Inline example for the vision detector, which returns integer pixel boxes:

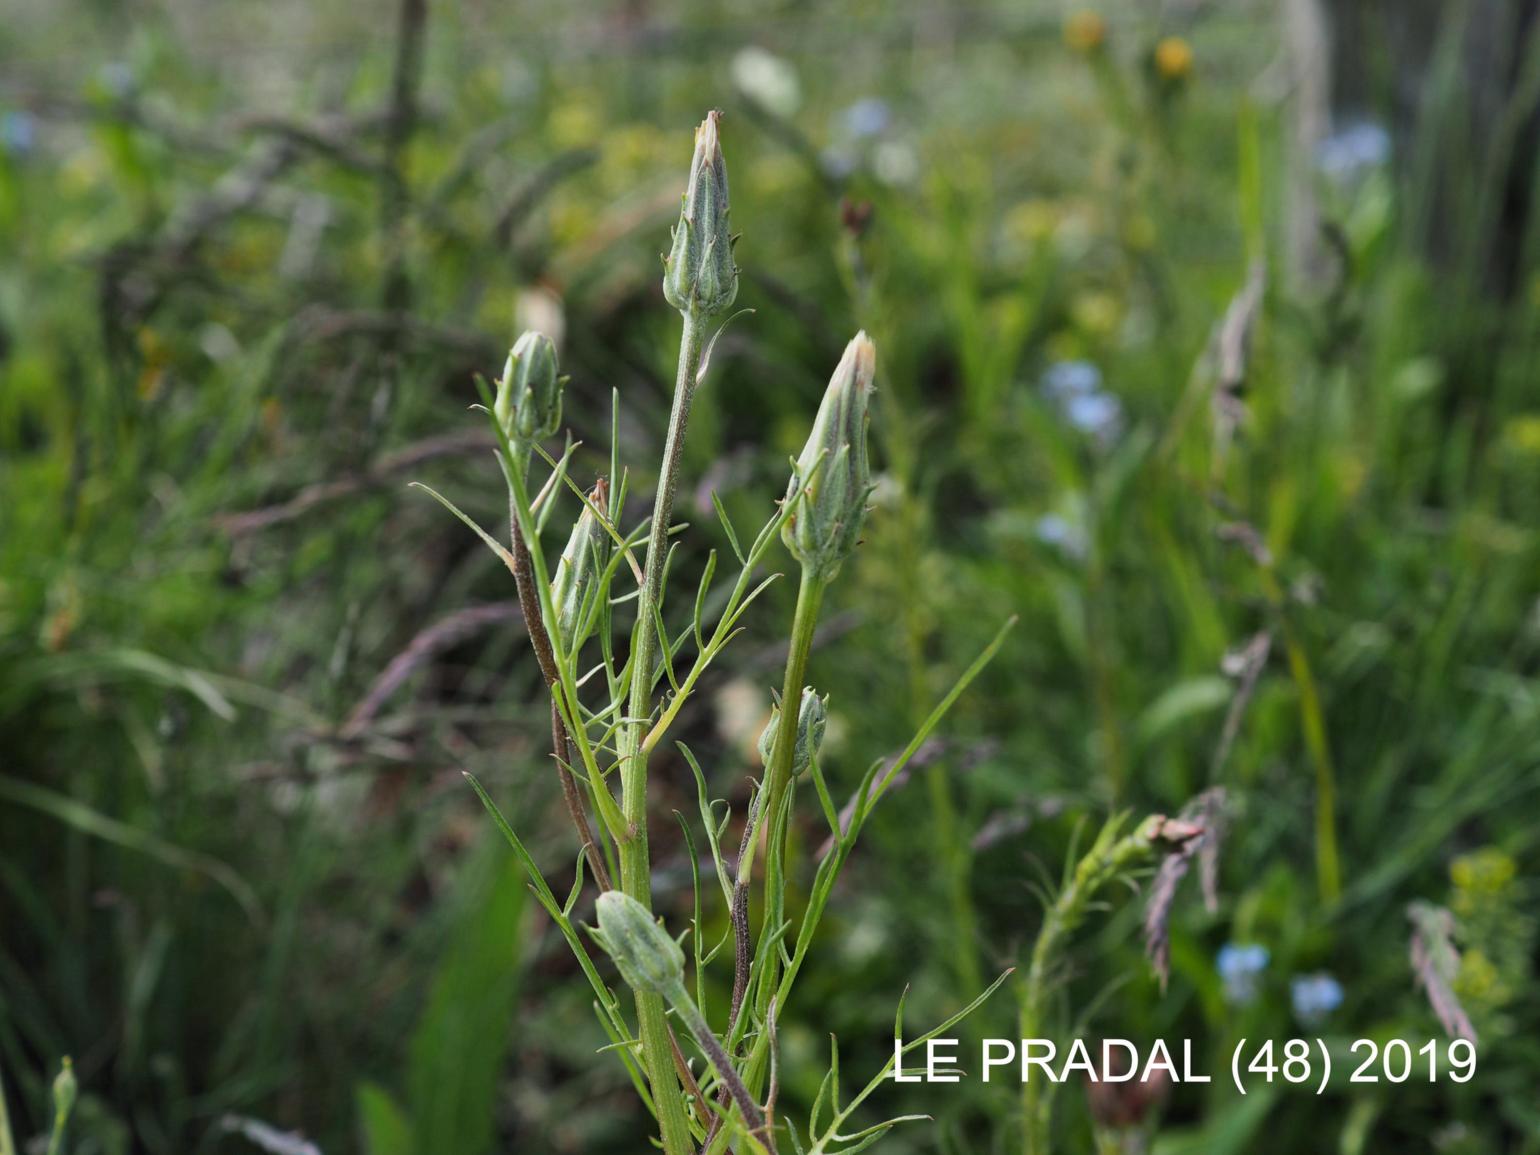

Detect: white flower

[731,47,801,118]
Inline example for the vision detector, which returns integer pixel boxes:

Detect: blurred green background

[3,0,1539,1152]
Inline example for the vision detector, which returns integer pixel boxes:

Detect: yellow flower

[1453,948,1500,1003]
[1451,848,1517,896]
[1154,36,1194,82]
[1502,414,1540,456]
[1064,11,1108,54]
[1071,290,1121,337]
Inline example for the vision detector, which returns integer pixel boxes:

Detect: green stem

[617,310,704,1155]
[738,566,825,1084]
[666,981,771,1153]
[0,1067,16,1155]
[1018,817,1165,1155]
[747,567,826,880]
[1258,568,1340,904]
[506,479,612,892]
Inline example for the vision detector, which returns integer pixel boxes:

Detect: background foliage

[3,0,1538,1152]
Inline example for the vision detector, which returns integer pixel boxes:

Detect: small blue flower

[1041,360,1103,402]
[819,146,860,181]
[1316,121,1391,183]
[1034,513,1088,559]
[1,111,36,158]
[1041,361,1124,444]
[1290,973,1344,1027]
[1217,943,1269,1006]
[840,98,892,141]
[1063,391,1123,439]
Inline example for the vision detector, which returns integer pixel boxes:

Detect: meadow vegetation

[2,2,1538,1153]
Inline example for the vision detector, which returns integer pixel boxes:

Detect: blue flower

[1064,391,1123,439]
[1041,361,1124,444]
[1290,973,1344,1027]
[1316,121,1391,183]
[1217,943,1269,1006]
[840,98,892,141]
[1,111,36,158]
[1041,360,1102,402]
[819,147,860,182]
[1034,513,1088,559]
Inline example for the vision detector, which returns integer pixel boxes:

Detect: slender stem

[617,310,704,1155]
[742,566,825,1066]
[621,310,703,848]
[668,983,773,1154]
[701,798,758,1152]
[742,568,825,881]
[1018,819,1164,1155]
[706,560,826,1151]
[1258,567,1339,904]
[508,511,612,892]
[0,1066,16,1155]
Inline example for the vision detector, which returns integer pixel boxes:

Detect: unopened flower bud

[783,333,876,581]
[493,330,563,445]
[53,1056,77,1123]
[758,687,827,778]
[550,478,610,651]
[662,111,738,319]
[594,891,686,997]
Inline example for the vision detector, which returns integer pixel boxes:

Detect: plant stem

[1257,568,1340,904]
[666,982,773,1154]
[617,309,704,1155]
[742,566,825,1065]
[507,515,612,892]
[1018,817,1165,1155]
[0,1066,16,1155]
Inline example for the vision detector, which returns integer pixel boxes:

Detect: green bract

[593,890,686,997]
[662,111,738,319]
[783,333,876,582]
[757,685,827,779]
[550,478,610,652]
[493,330,563,445]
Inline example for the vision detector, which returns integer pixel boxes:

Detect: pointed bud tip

[841,332,877,395]
[696,109,723,152]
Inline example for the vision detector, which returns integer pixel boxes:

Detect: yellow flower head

[1064,11,1108,54]
[1154,36,1194,81]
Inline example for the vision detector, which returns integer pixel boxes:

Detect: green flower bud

[594,890,686,997]
[550,478,611,651]
[783,333,876,581]
[493,330,563,445]
[757,686,827,778]
[52,1056,77,1123]
[662,111,738,319]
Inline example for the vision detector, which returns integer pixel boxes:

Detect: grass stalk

[1018,816,1175,1155]
[1257,568,1340,904]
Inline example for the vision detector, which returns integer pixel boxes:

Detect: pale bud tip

[846,331,877,385]
[696,109,722,154]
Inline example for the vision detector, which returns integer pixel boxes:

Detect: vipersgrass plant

[420,111,1015,1153]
